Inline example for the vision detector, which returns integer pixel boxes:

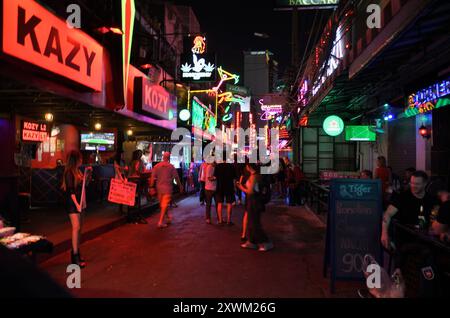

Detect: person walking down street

[286,164,296,206]
[239,164,251,243]
[198,160,207,206]
[204,161,219,224]
[61,150,92,268]
[236,163,273,252]
[214,152,236,225]
[293,164,305,206]
[150,152,183,229]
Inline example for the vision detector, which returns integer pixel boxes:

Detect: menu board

[324,179,383,293]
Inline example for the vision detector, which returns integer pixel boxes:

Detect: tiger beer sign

[1,0,103,91]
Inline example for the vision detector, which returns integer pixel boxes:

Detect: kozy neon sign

[2,0,103,91]
[408,78,450,111]
[134,77,175,120]
[21,120,49,142]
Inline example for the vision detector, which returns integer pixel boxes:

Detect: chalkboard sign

[324,179,383,293]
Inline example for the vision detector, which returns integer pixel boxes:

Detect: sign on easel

[323,179,383,293]
[108,178,137,206]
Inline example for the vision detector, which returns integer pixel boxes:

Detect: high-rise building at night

[243,50,278,97]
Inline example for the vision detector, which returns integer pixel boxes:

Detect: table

[306,181,330,214]
[392,222,450,297]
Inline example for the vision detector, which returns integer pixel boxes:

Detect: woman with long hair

[236,163,273,252]
[61,150,90,268]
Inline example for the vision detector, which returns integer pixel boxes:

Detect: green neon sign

[192,99,204,129]
[323,115,344,137]
[404,97,450,118]
[208,116,216,134]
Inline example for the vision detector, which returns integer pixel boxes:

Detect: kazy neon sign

[2,0,103,91]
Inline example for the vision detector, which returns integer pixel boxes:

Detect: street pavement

[39,195,362,298]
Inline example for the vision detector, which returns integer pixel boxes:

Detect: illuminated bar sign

[276,0,339,9]
[405,78,450,117]
[2,0,104,91]
[21,120,49,142]
[134,77,176,120]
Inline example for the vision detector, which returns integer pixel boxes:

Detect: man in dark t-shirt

[390,190,435,225]
[214,156,236,225]
[381,171,436,250]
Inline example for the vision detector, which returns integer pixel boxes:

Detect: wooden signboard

[324,179,383,293]
[108,178,137,207]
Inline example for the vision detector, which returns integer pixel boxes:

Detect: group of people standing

[274,158,305,206]
[198,154,273,252]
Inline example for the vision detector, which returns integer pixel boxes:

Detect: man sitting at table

[431,189,450,242]
[381,171,436,250]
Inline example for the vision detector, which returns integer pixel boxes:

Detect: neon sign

[180,53,216,82]
[312,25,345,97]
[2,0,104,91]
[122,0,136,101]
[213,67,240,91]
[134,77,176,120]
[192,36,206,54]
[276,0,339,7]
[259,99,283,121]
[192,98,205,129]
[21,120,49,142]
[407,78,450,112]
[323,115,344,137]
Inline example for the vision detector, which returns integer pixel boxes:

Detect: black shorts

[216,192,235,204]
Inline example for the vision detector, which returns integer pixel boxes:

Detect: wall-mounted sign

[276,0,339,9]
[191,36,206,54]
[134,77,176,120]
[21,120,49,142]
[405,78,450,116]
[259,99,283,121]
[180,53,216,82]
[226,84,250,96]
[312,25,345,97]
[2,0,104,91]
[323,115,344,137]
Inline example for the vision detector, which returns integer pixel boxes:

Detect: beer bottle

[418,205,426,230]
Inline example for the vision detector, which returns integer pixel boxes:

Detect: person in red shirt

[374,156,391,205]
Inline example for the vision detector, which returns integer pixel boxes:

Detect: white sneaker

[258,242,274,252]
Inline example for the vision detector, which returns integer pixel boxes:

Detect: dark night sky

[172,0,332,80]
